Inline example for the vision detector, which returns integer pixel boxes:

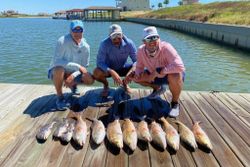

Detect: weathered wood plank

[0,85,54,132]
[82,106,109,167]
[38,88,96,167]
[0,108,55,167]
[0,91,56,158]
[14,87,92,167]
[128,89,151,167]
[140,89,174,167]
[240,93,250,103]
[212,93,250,128]
[226,93,250,114]
[189,92,247,166]
[165,92,218,167]
[200,92,250,146]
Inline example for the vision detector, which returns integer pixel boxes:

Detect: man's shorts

[105,64,133,77]
[48,67,84,84]
[152,72,186,85]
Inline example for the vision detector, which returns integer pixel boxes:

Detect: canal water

[0,18,249,92]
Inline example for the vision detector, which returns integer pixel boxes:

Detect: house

[116,0,150,11]
[182,0,199,5]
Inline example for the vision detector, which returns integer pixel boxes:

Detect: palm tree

[163,0,169,7]
[158,2,163,9]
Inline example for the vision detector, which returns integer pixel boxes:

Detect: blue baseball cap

[70,20,84,31]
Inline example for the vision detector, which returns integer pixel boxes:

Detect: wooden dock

[0,83,249,167]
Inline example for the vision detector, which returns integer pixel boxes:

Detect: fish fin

[86,117,94,122]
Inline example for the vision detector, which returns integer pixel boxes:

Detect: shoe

[70,86,80,95]
[148,85,167,99]
[56,96,70,111]
[169,103,180,117]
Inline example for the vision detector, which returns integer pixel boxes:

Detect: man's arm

[160,43,185,75]
[96,42,109,72]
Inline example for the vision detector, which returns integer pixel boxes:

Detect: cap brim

[144,34,159,39]
[110,31,122,37]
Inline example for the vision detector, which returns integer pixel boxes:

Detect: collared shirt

[48,34,90,72]
[96,35,137,72]
[135,40,185,75]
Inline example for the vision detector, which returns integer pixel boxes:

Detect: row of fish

[36,113,212,152]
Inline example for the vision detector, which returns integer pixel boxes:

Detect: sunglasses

[110,33,122,40]
[144,36,159,43]
[72,28,83,33]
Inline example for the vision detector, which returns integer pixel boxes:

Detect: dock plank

[226,93,250,114]
[200,92,250,146]
[0,84,249,167]
[189,92,248,166]
[128,89,151,167]
[140,90,174,167]
[212,93,250,128]
[170,92,219,167]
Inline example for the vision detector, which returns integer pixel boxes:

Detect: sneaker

[148,85,167,99]
[169,103,180,117]
[70,86,80,95]
[56,96,70,111]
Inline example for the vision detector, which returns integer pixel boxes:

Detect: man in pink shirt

[124,26,185,117]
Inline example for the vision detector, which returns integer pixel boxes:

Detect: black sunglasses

[72,28,83,33]
[144,36,159,43]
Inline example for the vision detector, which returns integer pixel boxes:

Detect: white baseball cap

[143,26,159,39]
[109,24,123,37]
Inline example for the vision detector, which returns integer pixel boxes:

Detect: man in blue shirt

[93,24,137,97]
[48,20,94,110]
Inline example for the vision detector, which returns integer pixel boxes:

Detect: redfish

[72,113,88,146]
[137,120,152,142]
[89,118,106,145]
[160,117,180,151]
[192,121,213,151]
[150,121,166,149]
[107,119,123,149]
[122,119,137,151]
[174,121,197,150]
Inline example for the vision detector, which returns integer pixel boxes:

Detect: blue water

[0,18,249,92]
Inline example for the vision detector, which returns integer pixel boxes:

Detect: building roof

[66,9,84,12]
[84,6,121,10]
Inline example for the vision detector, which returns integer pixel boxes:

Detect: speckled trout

[107,119,123,149]
[160,117,180,151]
[174,121,198,150]
[192,121,213,151]
[60,118,76,143]
[53,118,69,138]
[36,120,57,140]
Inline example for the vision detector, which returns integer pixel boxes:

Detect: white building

[182,0,199,5]
[116,0,150,11]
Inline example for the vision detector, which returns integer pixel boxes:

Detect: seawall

[125,18,250,51]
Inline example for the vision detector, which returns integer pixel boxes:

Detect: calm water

[0,18,249,92]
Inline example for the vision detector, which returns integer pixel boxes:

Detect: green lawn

[123,1,250,26]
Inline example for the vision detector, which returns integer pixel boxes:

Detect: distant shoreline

[0,16,52,19]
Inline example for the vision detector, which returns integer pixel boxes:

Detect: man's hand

[109,69,123,86]
[65,74,75,87]
[123,71,135,85]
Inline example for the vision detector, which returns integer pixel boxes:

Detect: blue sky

[0,0,228,14]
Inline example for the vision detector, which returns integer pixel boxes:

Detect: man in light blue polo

[93,24,137,97]
[48,20,94,110]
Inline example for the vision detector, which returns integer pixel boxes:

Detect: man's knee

[168,73,183,85]
[93,68,106,79]
[83,73,95,85]
[53,66,65,75]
